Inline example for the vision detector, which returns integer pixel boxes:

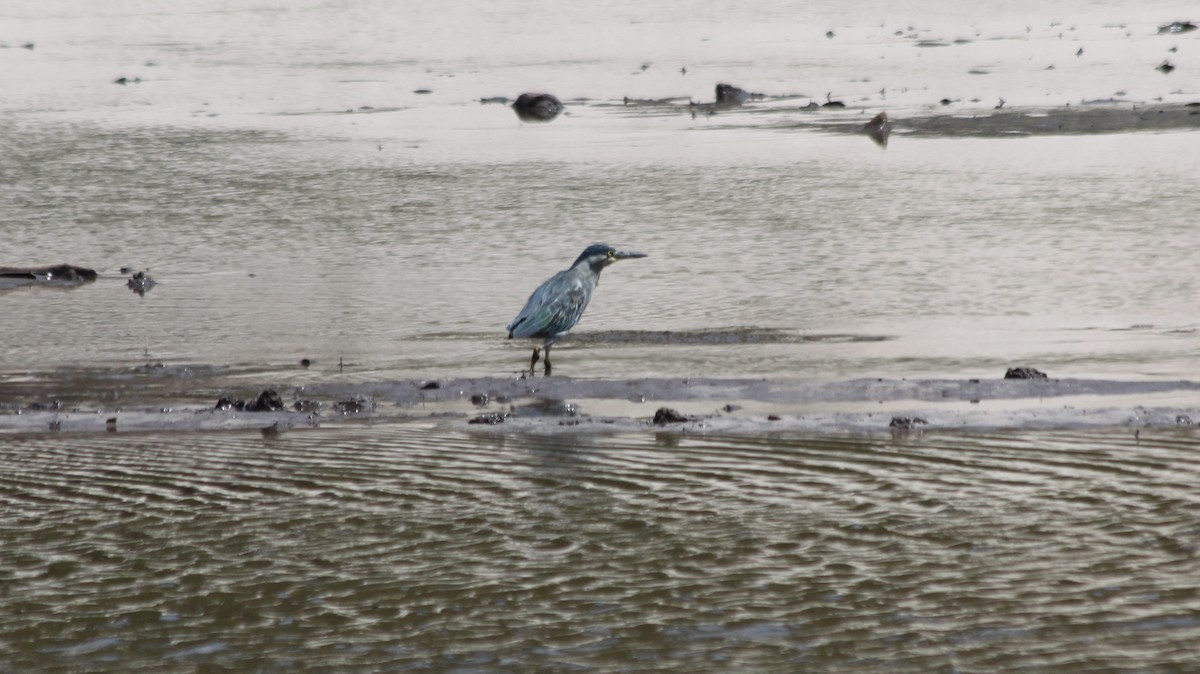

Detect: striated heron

[506,243,647,375]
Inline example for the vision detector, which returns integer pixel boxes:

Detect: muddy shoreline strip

[2,375,1197,436]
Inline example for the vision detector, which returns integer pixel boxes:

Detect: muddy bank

[813,102,1200,139]
[2,371,1197,436]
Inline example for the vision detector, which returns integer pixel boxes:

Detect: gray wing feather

[508,271,591,340]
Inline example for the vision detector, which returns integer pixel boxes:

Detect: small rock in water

[1004,367,1048,380]
[127,270,156,296]
[420,381,441,390]
[862,111,892,147]
[1158,21,1197,35]
[889,416,928,429]
[469,412,508,425]
[1157,60,1176,74]
[470,393,490,407]
[715,83,752,106]
[511,93,563,122]
[245,389,284,412]
[214,396,241,411]
[653,407,690,425]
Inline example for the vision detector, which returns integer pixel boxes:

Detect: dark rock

[1158,21,1197,34]
[244,389,284,412]
[0,264,97,289]
[1004,367,1048,380]
[214,397,241,411]
[862,111,892,147]
[413,89,432,94]
[512,93,563,122]
[722,404,742,413]
[821,94,846,108]
[469,412,508,425]
[715,83,751,105]
[653,407,690,424]
[299,358,312,368]
[470,393,490,406]
[293,400,322,413]
[126,271,156,296]
[1157,60,1176,75]
[767,415,781,421]
[420,381,440,390]
[889,416,928,429]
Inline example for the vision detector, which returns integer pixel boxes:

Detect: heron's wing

[507,272,590,339]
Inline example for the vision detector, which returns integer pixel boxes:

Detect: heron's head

[571,244,647,273]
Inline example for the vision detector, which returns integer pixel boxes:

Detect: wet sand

[3,369,1197,436]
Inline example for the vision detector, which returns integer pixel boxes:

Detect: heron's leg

[529,347,541,375]
[543,345,553,376]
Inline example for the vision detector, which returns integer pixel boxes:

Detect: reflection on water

[2,426,1199,671]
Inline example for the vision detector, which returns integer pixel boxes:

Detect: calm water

[3,426,1200,672]
[3,1,1200,670]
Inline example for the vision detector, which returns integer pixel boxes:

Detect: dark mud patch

[814,104,1200,139]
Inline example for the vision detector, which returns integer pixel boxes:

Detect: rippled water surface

[3,426,1200,671]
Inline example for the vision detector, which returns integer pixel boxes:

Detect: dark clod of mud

[890,416,929,429]
[862,111,892,147]
[715,83,753,106]
[215,389,284,412]
[512,93,563,122]
[333,398,371,415]
[1005,367,1049,380]
[653,407,691,425]
[126,271,156,296]
[1158,21,1197,35]
[293,400,322,413]
[469,412,508,425]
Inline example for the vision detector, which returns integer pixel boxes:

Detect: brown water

[3,426,1199,671]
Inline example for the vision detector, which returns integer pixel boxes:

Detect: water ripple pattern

[2,426,1199,671]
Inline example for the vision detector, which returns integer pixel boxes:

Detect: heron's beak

[614,250,647,260]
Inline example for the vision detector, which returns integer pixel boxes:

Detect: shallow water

[1,0,1199,383]
[3,425,1200,672]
